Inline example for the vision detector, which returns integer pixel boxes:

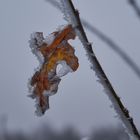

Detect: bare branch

[128,0,140,18]
[59,0,140,139]
[45,0,140,80]
[82,20,140,79]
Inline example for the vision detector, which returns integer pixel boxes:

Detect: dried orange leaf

[28,25,79,116]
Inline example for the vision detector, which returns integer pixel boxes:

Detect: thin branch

[128,0,140,18]
[82,20,140,79]
[45,0,140,80]
[59,0,140,140]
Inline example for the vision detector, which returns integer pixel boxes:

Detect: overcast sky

[0,0,140,135]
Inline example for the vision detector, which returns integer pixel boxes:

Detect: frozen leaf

[28,24,79,116]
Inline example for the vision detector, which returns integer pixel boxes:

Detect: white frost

[44,33,55,45]
[29,32,44,64]
[56,60,73,77]
[60,0,78,27]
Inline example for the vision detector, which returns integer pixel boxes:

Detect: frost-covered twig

[45,0,140,80]
[60,0,140,139]
[128,0,140,19]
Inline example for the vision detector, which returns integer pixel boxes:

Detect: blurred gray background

[0,0,140,137]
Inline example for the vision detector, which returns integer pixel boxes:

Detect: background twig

[128,0,140,18]
[82,20,140,79]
